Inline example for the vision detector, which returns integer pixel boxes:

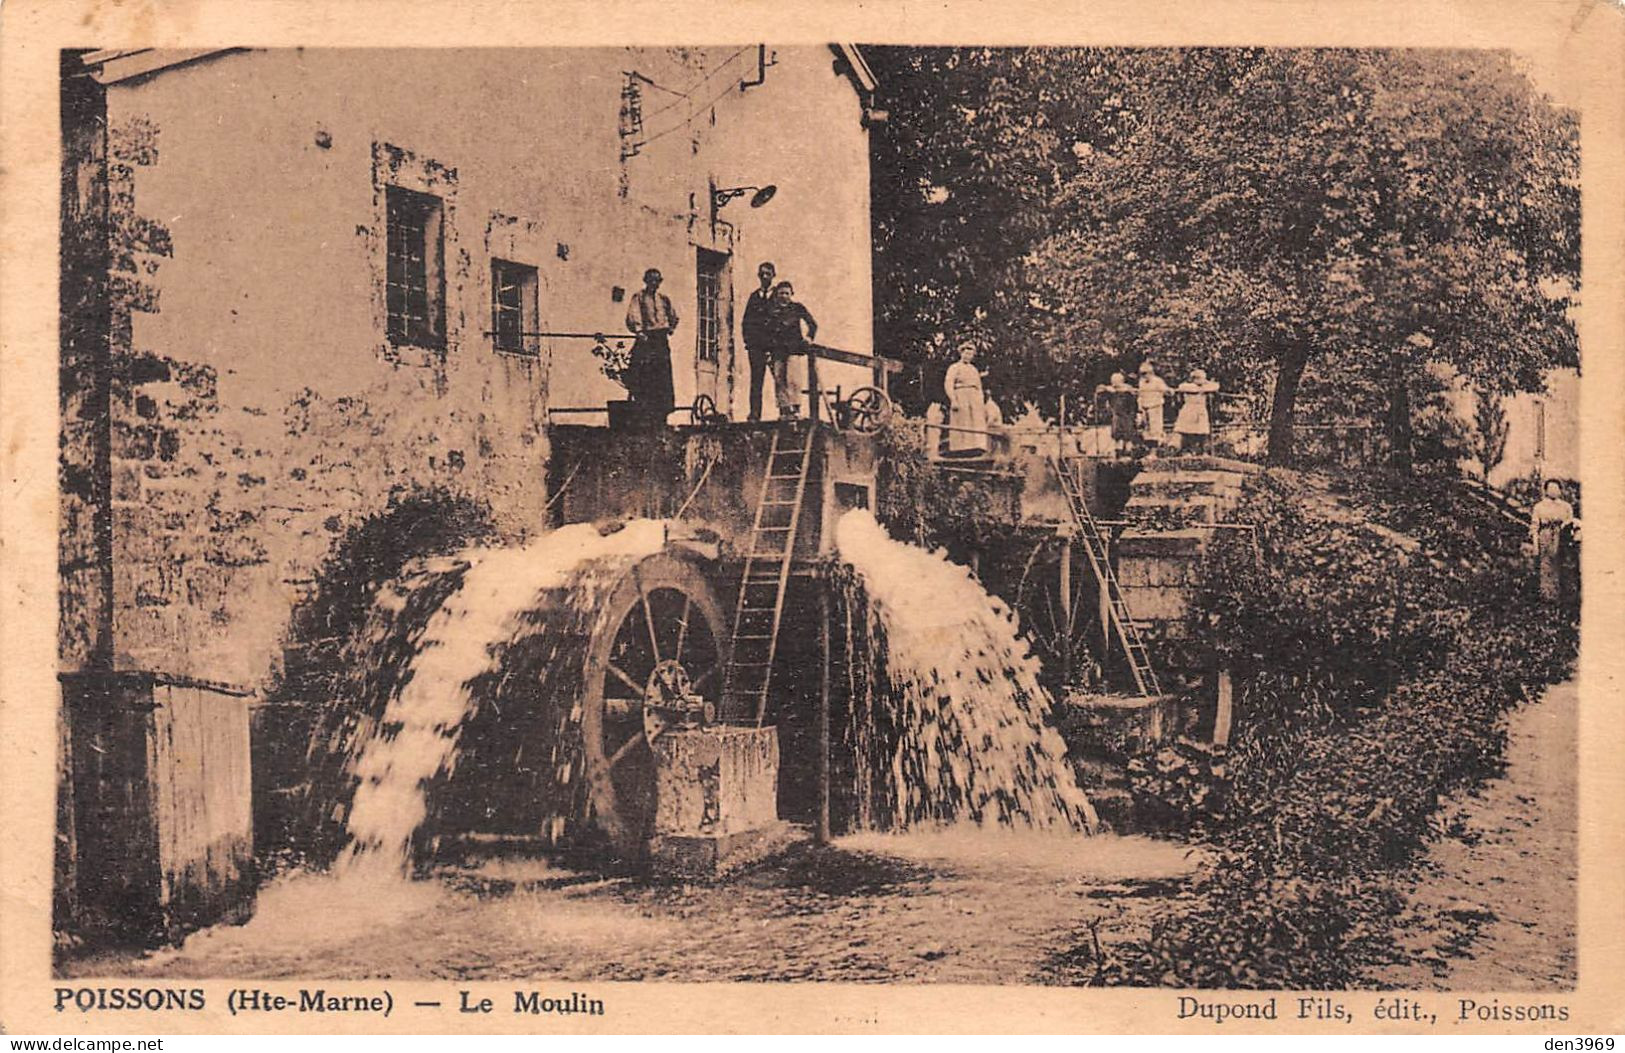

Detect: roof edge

[81,48,243,86]
[833,44,877,94]
[80,45,873,92]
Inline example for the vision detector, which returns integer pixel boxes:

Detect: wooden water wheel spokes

[1014,537,1099,689]
[579,553,725,857]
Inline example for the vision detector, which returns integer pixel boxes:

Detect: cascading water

[834,509,1097,833]
[331,519,669,878]
[305,503,1090,881]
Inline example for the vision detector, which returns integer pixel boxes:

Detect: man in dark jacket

[740,261,776,421]
[764,281,817,419]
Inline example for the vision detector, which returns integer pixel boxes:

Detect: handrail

[488,330,629,341]
[805,342,905,374]
[1460,476,1533,529]
[909,417,1010,441]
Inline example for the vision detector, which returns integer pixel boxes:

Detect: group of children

[1096,361,1221,456]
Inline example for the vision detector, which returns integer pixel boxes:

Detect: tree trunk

[1266,341,1309,466]
[1387,358,1413,474]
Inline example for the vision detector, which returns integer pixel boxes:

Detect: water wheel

[579,551,726,857]
[1013,537,1102,691]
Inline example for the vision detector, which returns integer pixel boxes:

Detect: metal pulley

[639,658,715,745]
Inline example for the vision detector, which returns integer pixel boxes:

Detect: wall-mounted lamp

[712,184,778,212]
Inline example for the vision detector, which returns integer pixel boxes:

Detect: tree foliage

[869,47,1094,415]
[1473,389,1511,477]
[869,48,1579,463]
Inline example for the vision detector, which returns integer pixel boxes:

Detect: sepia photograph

[4,0,1625,1038]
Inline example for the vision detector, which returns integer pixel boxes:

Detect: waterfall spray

[335,520,669,877]
[834,510,1096,833]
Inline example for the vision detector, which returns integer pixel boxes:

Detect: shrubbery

[1067,467,1577,987]
[261,488,497,872]
[872,414,1023,552]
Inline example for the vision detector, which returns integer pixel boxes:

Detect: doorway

[695,248,733,415]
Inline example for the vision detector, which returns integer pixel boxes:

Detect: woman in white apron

[1174,368,1221,453]
[1528,480,1578,603]
[944,343,988,456]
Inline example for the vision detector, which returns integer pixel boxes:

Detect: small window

[490,259,539,355]
[834,481,872,511]
[696,249,726,364]
[386,186,445,348]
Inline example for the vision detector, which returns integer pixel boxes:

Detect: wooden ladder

[727,423,817,726]
[1050,455,1161,698]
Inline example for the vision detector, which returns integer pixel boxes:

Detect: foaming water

[160,869,451,964]
[834,510,1097,832]
[147,865,674,975]
[337,520,668,877]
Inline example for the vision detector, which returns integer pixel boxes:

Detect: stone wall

[1116,457,1260,641]
[63,47,874,692]
[59,57,111,670]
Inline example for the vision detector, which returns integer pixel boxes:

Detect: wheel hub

[641,658,686,740]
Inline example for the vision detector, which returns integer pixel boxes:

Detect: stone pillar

[647,725,790,876]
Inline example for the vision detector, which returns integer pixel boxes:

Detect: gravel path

[1374,678,1578,990]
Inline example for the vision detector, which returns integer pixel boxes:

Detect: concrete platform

[1115,584,1189,621]
[1139,454,1262,475]
[1124,492,1226,523]
[1129,468,1248,494]
[1115,528,1211,555]
[1062,692,1181,753]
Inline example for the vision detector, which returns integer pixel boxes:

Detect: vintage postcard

[3,0,1624,1037]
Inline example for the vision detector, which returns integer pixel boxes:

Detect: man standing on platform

[624,267,679,426]
[741,261,776,421]
[764,281,817,419]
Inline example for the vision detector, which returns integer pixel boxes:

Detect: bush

[1063,466,1576,987]
[265,487,497,870]
[1473,393,1510,478]
[873,413,1023,551]
[1411,375,1475,471]
[1086,858,1405,988]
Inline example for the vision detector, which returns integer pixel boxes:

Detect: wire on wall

[621,46,755,158]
